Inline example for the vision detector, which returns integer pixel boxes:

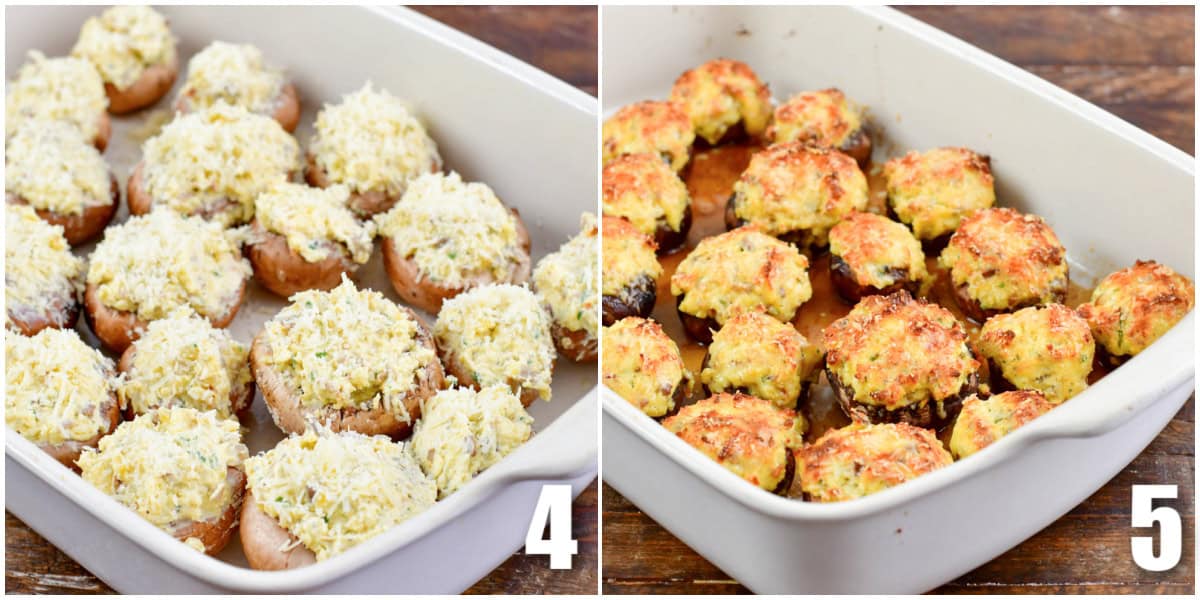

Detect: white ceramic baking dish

[4,5,597,593]
[601,5,1194,594]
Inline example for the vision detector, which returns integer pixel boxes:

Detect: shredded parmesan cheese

[6,119,111,215]
[71,5,175,91]
[6,328,116,445]
[256,183,375,264]
[178,41,284,114]
[5,205,84,329]
[6,51,107,142]
[533,213,599,345]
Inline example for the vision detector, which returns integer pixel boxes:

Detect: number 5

[1130,484,1181,571]
[525,484,578,569]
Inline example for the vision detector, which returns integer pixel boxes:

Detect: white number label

[525,484,578,569]
[1130,484,1181,572]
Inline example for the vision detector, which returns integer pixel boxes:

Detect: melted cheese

[78,407,248,528]
[798,422,952,502]
[6,51,107,142]
[829,212,928,289]
[671,226,812,325]
[434,284,556,402]
[533,213,600,345]
[701,312,822,409]
[5,204,84,328]
[6,328,115,445]
[410,386,534,497]
[141,101,300,226]
[669,58,772,144]
[1078,260,1195,357]
[71,5,175,90]
[949,391,1054,459]
[824,292,978,410]
[601,100,695,172]
[601,317,692,417]
[768,88,864,148]
[662,393,805,491]
[731,143,868,245]
[86,211,251,322]
[602,153,691,236]
[245,428,436,561]
[977,304,1094,404]
[178,41,284,114]
[601,215,661,297]
[883,147,995,241]
[256,183,375,264]
[6,119,110,215]
[374,172,523,287]
[311,82,440,196]
[939,208,1068,311]
[120,312,252,419]
[259,277,436,421]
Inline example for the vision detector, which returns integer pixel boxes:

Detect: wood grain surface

[3,5,599,596]
[601,5,1195,595]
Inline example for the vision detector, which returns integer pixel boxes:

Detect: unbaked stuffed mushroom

[602,100,695,172]
[767,88,871,166]
[533,213,600,362]
[797,422,953,502]
[976,304,1094,403]
[1077,260,1195,366]
[602,152,693,254]
[827,211,929,304]
[700,311,823,410]
[949,390,1055,459]
[602,317,693,418]
[71,5,178,114]
[883,147,995,243]
[669,58,771,145]
[5,204,85,335]
[6,51,110,151]
[175,41,299,132]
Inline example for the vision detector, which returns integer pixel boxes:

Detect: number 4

[1130,484,1181,572]
[525,484,578,569]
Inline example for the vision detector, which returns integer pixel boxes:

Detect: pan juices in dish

[6,51,111,151]
[71,5,178,114]
[175,41,299,132]
[533,213,600,362]
[5,204,85,335]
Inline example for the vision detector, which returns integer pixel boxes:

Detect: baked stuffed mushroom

[85,211,251,353]
[883,147,995,243]
[306,82,442,217]
[128,102,300,227]
[663,392,805,493]
[939,207,1068,322]
[1077,260,1195,366]
[602,152,693,254]
[766,88,871,166]
[797,422,953,502]
[533,213,600,362]
[601,216,661,326]
[175,41,299,132]
[669,58,772,145]
[976,304,1094,403]
[374,172,531,314]
[6,329,120,470]
[602,317,693,418]
[602,100,695,172]
[828,211,929,304]
[5,204,85,335]
[77,407,249,555]
[949,391,1055,459]
[252,277,444,439]
[6,120,118,244]
[240,428,436,570]
[248,182,376,298]
[6,51,110,151]
[725,142,868,248]
[434,284,556,407]
[71,5,178,114]
[700,311,823,410]
[823,291,980,428]
[671,225,812,344]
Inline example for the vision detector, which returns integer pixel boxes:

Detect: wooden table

[601,5,1194,595]
[3,6,599,595]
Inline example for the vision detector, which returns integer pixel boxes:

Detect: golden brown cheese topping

[828,212,928,289]
[669,58,772,145]
[5,204,84,329]
[1077,260,1195,358]
[767,88,864,148]
[976,304,1094,404]
[533,213,600,344]
[602,317,692,418]
[71,5,176,91]
[178,41,284,115]
[798,422,952,502]
[671,226,812,325]
[731,143,868,245]
[6,51,107,142]
[601,216,662,298]
[883,147,995,241]
[6,328,116,445]
[602,153,691,237]
[949,391,1054,459]
[824,292,978,410]
[662,393,805,491]
[6,119,111,216]
[602,100,695,172]
[701,312,823,409]
[939,208,1068,311]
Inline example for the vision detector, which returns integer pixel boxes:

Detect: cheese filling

[601,216,661,297]
[601,100,695,172]
[533,213,600,343]
[6,51,107,142]
[700,312,822,408]
[602,153,691,235]
[6,328,115,445]
[1078,260,1195,357]
[178,41,284,114]
[949,391,1055,459]
[6,120,110,215]
[883,147,995,241]
[256,183,376,264]
[71,5,175,90]
[769,89,864,148]
[828,212,928,289]
[5,204,85,327]
[799,422,953,502]
[669,59,772,144]
[976,304,1093,404]
[601,317,692,418]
